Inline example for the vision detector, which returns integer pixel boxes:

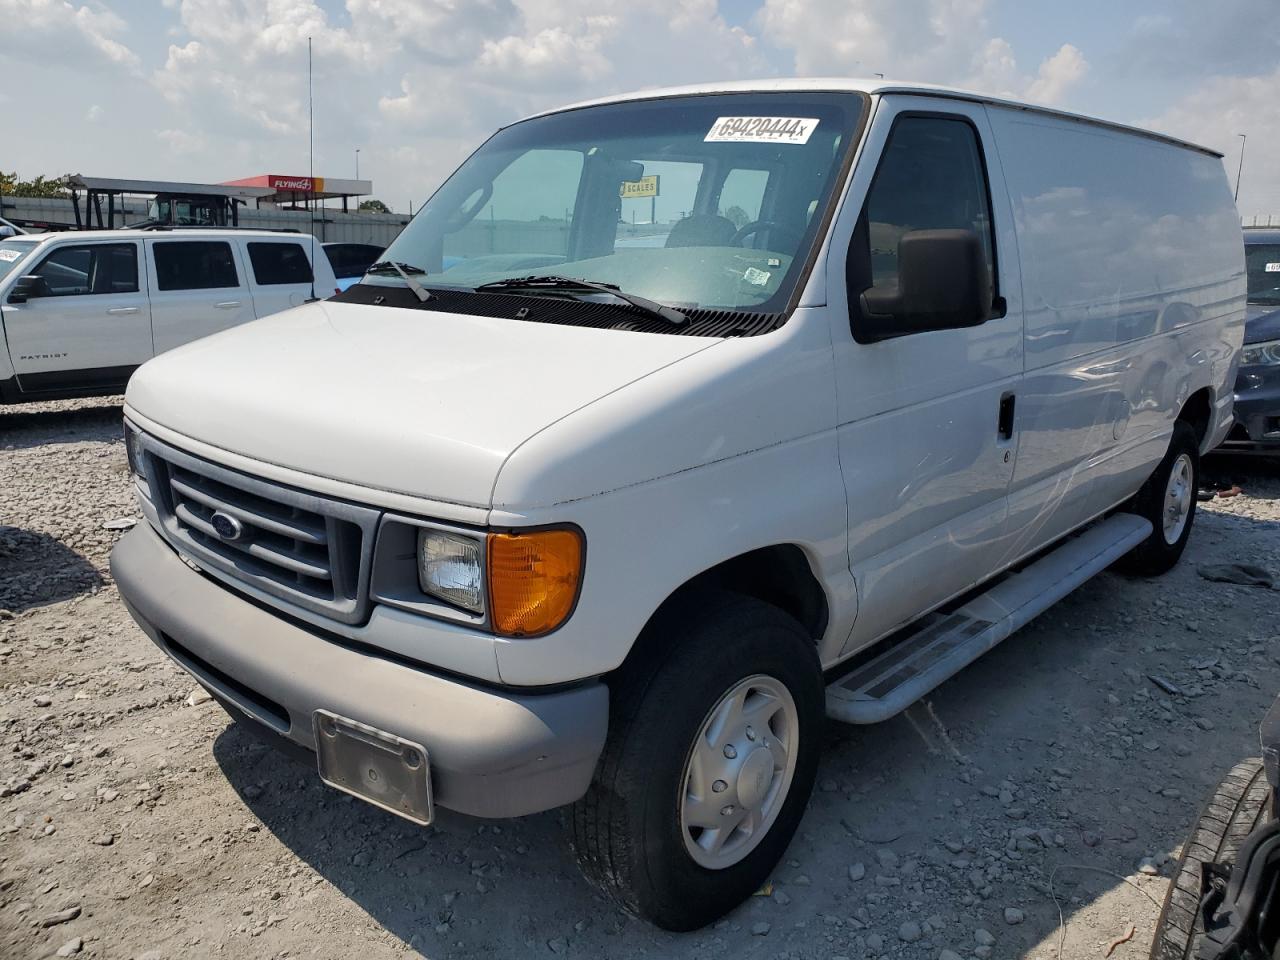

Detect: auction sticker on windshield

[1266,262,1280,273]
[706,117,818,145]
[0,249,22,263]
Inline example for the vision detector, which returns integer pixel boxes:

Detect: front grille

[140,437,380,626]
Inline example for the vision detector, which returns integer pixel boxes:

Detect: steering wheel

[730,219,802,250]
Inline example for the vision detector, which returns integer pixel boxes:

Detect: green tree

[0,172,69,198]
[358,198,390,213]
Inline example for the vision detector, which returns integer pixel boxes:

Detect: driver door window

[30,243,139,296]
[858,116,996,301]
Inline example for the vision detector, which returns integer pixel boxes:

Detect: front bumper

[1219,363,1280,452]
[110,523,608,819]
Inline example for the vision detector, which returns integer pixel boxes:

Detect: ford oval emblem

[210,511,244,542]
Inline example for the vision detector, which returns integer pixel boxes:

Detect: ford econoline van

[0,228,338,403]
[111,80,1245,930]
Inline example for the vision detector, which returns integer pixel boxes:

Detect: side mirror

[856,229,991,343]
[7,274,49,304]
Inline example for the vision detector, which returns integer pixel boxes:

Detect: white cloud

[157,127,208,156]
[1146,67,1280,216]
[756,0,1088,106]
[85,104,103,122]
[966,39,1088,106]
[0,0,141,72]
[477,26,612,88]
[757,0,990,78]
[1026,44,1088,106]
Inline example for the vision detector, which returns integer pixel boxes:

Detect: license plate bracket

[313,710,433,825]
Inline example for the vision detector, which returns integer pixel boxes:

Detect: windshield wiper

[367,260,432,302]
[473,275,687,327]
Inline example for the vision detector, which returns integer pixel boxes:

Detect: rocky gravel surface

[1,397,1279,960]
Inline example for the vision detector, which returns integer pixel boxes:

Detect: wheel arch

[1178,386,1214,452]
[619,544,830,673]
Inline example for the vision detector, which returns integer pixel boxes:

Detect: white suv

[111,80,1244,930]
[0,228,337,403]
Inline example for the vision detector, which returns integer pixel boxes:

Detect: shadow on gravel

[209,717,612,957]
[0,401,124,450]
[1204,451,1280,499]
[0,526,104,612]
[203,516,1280,958]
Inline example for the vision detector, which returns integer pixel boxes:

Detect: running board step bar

[826,513,1152,725]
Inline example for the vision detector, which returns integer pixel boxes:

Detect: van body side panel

[820,95,1025,653]
[987,106,1245,549]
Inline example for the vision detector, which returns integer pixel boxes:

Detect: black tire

[1149,758,1270,960]
[1116,419,1200,576]
[570,590,824,931]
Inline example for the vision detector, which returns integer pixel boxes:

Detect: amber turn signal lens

[487,529,584,637]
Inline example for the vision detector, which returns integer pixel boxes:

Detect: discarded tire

[1149,758,1270,960]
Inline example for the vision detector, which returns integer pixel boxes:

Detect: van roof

[522,78,1222,159]
[11,228,312,243]
[1244,228,1280,245]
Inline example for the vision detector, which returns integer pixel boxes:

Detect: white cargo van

[0,228,338,403]
[111,80,1245,930]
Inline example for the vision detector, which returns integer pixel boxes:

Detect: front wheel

[570,591,824,931]
[1116,419,1200,576]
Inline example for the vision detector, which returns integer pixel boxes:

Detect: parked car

[0,228,338,403]
[1150,694,1279,960]
[1218,229,1280,453]
[323,241,385,292]
[110,79,1245,930]
[0,216,25,238]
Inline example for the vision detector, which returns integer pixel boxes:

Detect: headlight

[487,529,584,638]
[1241,338,1280,366]
[124,421,145,478]
[417,529,485,614]
[404,525,586,636]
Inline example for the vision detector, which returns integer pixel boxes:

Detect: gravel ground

[1,397,1278,960]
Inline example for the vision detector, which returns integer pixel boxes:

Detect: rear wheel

[1117,419,1200,576]
[1150,757,1270,960]
[570,591,824,931]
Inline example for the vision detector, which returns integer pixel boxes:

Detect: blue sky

[1,0,1274,215]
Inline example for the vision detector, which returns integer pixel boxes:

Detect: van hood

[1245,304,1280,344]
[126,300,719,508]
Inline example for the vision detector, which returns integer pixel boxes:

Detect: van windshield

[0,240,37,282]
[371,92,865,325]
[1246,243,1280,305]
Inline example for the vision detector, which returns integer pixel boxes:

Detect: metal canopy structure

[60,174,276,230]
[221,174,372,212]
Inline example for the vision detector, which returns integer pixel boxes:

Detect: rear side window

[31,243,138,296]
[248,242,313,285]
[325,243,382,279]
[153,241,239,291]
[859,116,995,294]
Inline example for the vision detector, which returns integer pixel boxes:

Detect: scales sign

[620,175,660,199]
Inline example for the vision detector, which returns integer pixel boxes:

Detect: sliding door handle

[998,392,1016,441]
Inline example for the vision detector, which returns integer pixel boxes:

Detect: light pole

[1234,133,1246,203]
[355,148,361,180]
